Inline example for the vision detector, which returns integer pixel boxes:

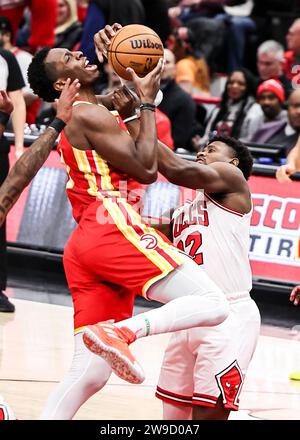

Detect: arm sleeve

[0,50,25,92]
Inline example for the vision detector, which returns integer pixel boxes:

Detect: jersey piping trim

[205,192,244,217]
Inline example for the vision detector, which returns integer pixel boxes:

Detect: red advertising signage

[5,149,300,285]
[249,175,300,283]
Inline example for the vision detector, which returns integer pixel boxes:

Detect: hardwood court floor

[1,298,300,420]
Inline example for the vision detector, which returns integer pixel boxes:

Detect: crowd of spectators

[1,0,300,159]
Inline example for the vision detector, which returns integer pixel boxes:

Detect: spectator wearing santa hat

[247,79,287,143]
[250,85,300,154]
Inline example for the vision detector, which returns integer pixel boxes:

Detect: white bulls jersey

[172,190,252,296]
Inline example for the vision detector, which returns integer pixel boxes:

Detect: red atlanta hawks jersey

[57,102,142,223]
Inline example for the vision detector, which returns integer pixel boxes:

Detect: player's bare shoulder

[208,162,251,214]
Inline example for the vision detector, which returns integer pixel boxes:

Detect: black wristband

[48,117,66,133]
[140,103,156,112]
[0,111,10,126]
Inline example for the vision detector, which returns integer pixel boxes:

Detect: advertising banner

[6,150,300,284]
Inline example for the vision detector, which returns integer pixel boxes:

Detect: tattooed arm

[0,78,80,227]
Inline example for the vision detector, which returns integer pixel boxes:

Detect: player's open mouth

[84,59,98,71]
[196,158,206,164]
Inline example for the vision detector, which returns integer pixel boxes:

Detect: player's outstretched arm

[276,135,300,183]
[157,140,245,194]
[290,285,300,306]
[0,78,80,227]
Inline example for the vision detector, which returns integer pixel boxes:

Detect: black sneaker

[0,292,15,313]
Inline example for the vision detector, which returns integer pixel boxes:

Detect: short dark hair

[0,16,13,38]
[27,47,60,102]
[208,135,253,180]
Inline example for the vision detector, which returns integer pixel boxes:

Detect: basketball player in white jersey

[94,24,261,420]
[153,135,261,420]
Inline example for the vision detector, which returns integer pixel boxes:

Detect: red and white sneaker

[83,322,145,384]
[0,397,16,420]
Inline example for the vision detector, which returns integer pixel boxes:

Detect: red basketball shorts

[63,199,184,331]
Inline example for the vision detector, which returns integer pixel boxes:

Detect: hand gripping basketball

[126,58,164,103]
[106,24,164,81]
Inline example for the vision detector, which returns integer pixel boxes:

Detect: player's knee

[82,358,112,394]
[85,367,111,394]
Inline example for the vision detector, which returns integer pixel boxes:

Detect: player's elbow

[138,169,158,184]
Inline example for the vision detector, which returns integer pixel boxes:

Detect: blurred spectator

[159,48,199,151]
[77,0,89,23]
[252,89,300,153]
[257,40,292,98]
[155,107,174,150]
[0,0,57,51]
[201,68,260,144]
[55,0,82,50]
[0,47,26,313]
[80,0,145,64]
[0,16,40,124]
[169,1,256,72]
[222,0,256,72]
[0,48,25,157]
[249,79,287,143]
[168,0,225,27]
[97,62,122,95]
[141,0,171,45]
[284,18,300,85]
[168,26,210,95]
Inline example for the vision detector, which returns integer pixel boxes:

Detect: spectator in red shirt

[0,0,57,51]
[284,18,300,86]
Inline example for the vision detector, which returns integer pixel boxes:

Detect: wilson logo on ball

[130,39,163,51]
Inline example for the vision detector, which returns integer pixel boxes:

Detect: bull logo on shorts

[140,234,158,250]
[215,360,243,410]
[0,405,9,420]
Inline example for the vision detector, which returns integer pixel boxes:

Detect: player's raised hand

[0,90,13,115]
[111,85,140,120]
[94,23,122,63]
[56,78,81,124]
[290,285,300,306]
[126,58,164,104]
[276,164,296,183]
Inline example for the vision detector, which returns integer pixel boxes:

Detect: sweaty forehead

[45,48,68,64]
[206,141,226,150]
[206,141,234,156]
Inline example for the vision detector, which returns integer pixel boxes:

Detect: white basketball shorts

[156,293,260,411]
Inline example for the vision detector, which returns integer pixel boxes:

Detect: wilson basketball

[107,24,164,80]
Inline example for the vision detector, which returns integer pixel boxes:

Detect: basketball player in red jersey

[27,38,229,417]
[96,25,260,420]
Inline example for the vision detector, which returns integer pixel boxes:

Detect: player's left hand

[0,90,14,114]
[126,58,165,103]
[290,285,300,306]
[276,164,296,183]
[56,78,81,124]
[94,23,122,63]
[112,85,140,120]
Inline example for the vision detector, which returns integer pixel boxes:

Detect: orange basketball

[107,24,164,80]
